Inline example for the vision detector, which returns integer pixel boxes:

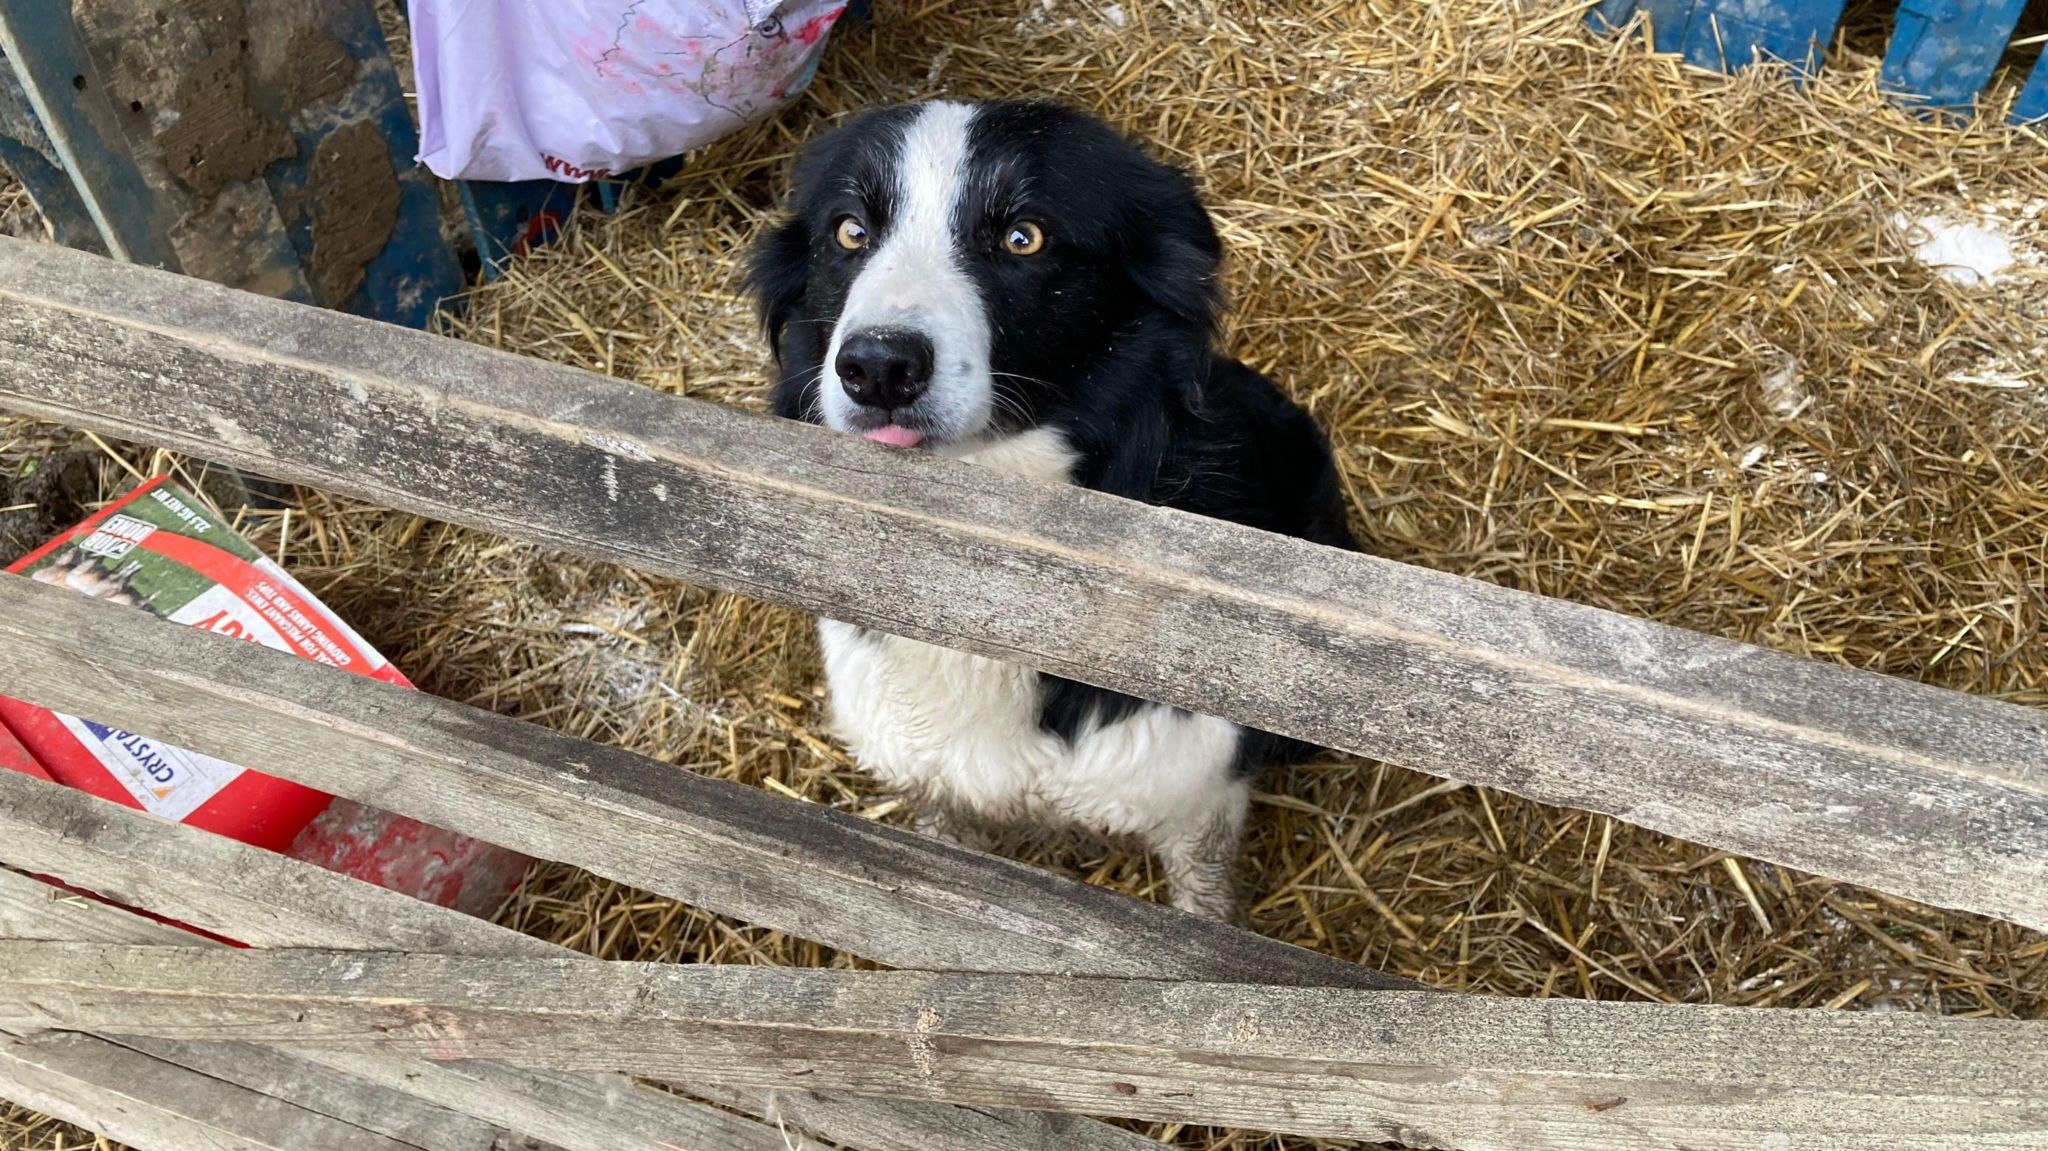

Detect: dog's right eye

[834,216,869,251]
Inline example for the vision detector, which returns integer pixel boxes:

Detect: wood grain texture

[0,779,1158,1151]
[291,1052,1164,1151]
[0,868,549,1151]
[0,867,787,1151]
[0,576,1406,991]
[0,864,199,946]
[681,1082,1164,1151]
[6,942,2045,1151]
[102,1037,553,1151]
[0,1029,434,1151]
[282,1053,831,1151]
[0,766,553,958]
[0,239,2040,932]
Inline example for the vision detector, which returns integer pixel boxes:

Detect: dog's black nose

[836,329,933,410]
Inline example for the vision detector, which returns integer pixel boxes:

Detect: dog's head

[747,100,1221,450]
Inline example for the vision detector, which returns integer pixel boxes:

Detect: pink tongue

[861,425,925,448]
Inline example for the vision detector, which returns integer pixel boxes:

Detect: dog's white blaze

[818,429,1246,848]
[822,101,994,441]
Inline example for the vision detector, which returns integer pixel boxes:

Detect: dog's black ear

[1126,163,1224,334]
[745,215,812,362]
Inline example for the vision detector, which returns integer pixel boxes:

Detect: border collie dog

[748,100,1355,922]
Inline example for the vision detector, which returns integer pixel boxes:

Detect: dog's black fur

[748,100,1356,773]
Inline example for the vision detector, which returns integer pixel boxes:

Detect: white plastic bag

[409,0,847,183]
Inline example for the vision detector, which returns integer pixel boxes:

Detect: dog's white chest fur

[816,429,1245,841]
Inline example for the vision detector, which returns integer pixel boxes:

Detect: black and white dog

[748,100,1355,921]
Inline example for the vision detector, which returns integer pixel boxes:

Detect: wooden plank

[0,865,847,1151]
[0,1015,561,1146]
[6,942,2046,1151]
[0,241,2042,935]
[0,762,527,950]
[1882,0,2029,110]
[0,778,1161,1151]
[103,1036,554,1151]
[0,865,199,947]
[0,865,800,1151]
[0,577,1407,991]
[683,1082,1162,1151]
[283,1053,835,1151]
[0,765,553,958]
[0,1029,434,1151]
[294,1051,1162,1151]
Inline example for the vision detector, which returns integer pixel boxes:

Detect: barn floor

[7,0,2048,1148]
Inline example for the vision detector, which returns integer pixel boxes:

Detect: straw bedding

[5,1,2048,1147]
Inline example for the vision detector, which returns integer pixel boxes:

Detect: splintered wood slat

[0,870,196,946]
[0,1030,452,1151]
[81,1037,551,1151]
[0,871,568,1151]
[4,941,2045,1150]
[0,868,791,1151]
[1,870,560,1147]
[0,239,2044,936]
[680,1082,1154,1151]
[0,782,1157,1151]
[0,766,555,959]
[0,578,1407,992]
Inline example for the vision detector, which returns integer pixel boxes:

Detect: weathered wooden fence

[0,235,2044,1150]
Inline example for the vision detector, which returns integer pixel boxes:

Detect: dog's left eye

[835,216,869,250]
[1003,221,1045,256]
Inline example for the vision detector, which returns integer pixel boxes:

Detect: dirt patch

[277,26,358,110]
[308,120,400,307]
[0,451,97,566]
[157,36,295,198]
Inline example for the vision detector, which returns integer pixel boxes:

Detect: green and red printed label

[1,476,407,832]
[15,477,409,684]
[0,476,529,921]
